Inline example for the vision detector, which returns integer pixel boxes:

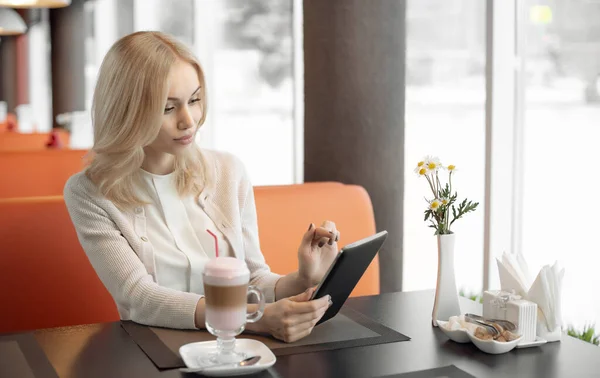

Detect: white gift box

[483,290,538,343]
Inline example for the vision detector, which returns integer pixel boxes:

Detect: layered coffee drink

[202,257,265,364]
[203,257,250,332]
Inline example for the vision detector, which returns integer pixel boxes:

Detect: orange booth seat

[0,182,380,334]
[0,129,70,151]
[0,196,120,334]
[0,149,89,198]
[0,113,18,133]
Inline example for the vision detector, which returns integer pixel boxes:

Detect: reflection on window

[134,0,194,46]
[403,0,486,296]
[519,0,600,331]
[206,0,296,185]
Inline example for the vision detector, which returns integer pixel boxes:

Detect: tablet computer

[310,230,388,325]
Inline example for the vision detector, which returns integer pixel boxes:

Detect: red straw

[206,229,219,258]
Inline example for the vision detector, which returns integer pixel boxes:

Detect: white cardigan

[63,149,282,329]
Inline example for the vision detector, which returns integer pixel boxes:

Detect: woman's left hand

[297,221,341,288]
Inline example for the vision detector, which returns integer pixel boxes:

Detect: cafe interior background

[1,0,599,344]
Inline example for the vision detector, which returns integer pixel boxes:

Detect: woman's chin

[170,140,195,153]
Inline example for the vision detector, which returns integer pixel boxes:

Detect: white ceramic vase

[432,233,461,327]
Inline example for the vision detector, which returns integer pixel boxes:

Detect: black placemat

[0,333,58,378]
[122,306,410,369]
[379,365,477,378]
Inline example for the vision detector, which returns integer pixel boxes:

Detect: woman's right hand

[256,287,332,343]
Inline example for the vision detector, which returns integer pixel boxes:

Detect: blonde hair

[86,31,207,209]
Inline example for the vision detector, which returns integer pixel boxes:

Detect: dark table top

[26,290,600,378]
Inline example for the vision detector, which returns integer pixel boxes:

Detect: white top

[140,169,231,294]
[63,149,282,330]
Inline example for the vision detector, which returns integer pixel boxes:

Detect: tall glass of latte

[202,257,265,364]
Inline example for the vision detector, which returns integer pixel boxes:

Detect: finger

[325,222,338,245]
[322,221,337,237]
[317,220,337,245]
[282,321,316,342]
[313,227,334,241]
[288,287,315,302]
[292,318,318,333]
[284,305,329,326]
[283,310,327,342]
[328,229,341,246]
[320,220,336,232]
[290,327,313,343]
[315,236,329,248]
[290,296,331,314]
[281,326,313,343]
[313,228,335,247]
[301,223,316,244]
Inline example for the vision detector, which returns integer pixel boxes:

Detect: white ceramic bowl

[436,320,471,343]
[467,331,523,354]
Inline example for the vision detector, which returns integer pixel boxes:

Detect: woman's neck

[142,150,176,175]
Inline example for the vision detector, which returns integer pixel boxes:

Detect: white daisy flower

[429,199,442,210]
[423,155,442,172]
[414,165,428,176]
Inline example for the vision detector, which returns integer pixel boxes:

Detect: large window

[403,0,486,296]
[194,0,297,185]
[518,0,600,330]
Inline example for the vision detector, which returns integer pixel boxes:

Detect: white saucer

[516,336,547,349]
[179,339,276,376]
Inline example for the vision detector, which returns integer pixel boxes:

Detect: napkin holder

[483,290,537,343]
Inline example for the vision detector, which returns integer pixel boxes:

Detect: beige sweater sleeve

[64,178,201,329]
[236,159,282,302]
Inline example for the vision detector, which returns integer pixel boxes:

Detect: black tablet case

[312,230,388,325]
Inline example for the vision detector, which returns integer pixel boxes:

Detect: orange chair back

[0,149,88,198]
[0,197,119,334]
[254,182,379,297]
[0,129,70,151]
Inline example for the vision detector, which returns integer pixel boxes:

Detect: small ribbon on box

[488,290,521,318]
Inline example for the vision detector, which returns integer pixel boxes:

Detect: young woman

[64,31,340,343]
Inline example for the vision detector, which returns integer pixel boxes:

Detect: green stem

[425,175,437,198]
[441,208,448,233]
